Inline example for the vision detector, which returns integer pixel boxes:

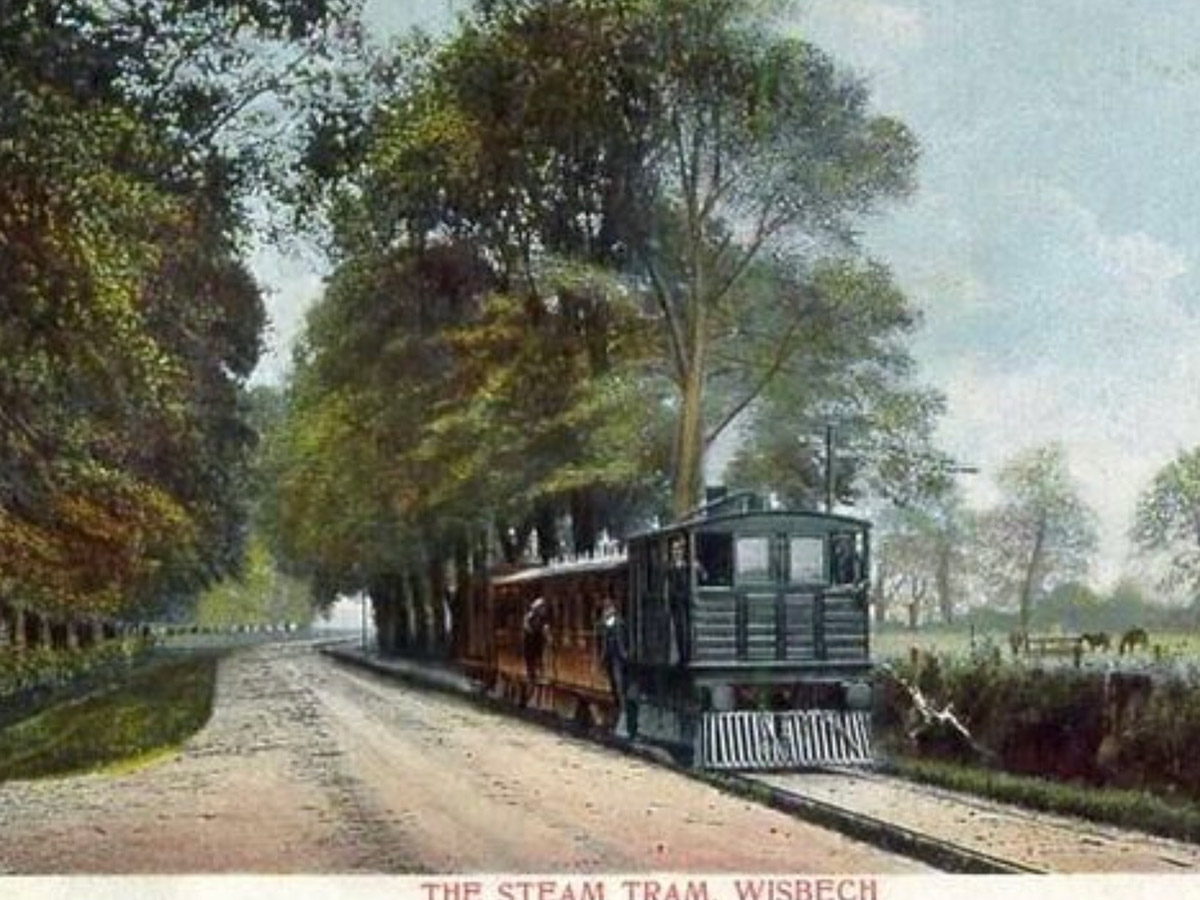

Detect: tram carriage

[458,493,875,770]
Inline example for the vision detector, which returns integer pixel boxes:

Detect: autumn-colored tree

[0,0,359,622]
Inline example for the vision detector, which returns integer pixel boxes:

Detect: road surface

[0,642,931,874]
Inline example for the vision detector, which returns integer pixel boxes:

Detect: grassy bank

[0,651,220,781]
[886,756,1200,845]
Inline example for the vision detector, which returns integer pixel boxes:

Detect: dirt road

[0,642,931,874]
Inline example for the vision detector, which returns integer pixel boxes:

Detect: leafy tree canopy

[299,0,923,518]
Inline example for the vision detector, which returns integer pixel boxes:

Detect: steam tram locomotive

[457,493,875,770]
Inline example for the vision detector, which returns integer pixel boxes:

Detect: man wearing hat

[522,596,549,684]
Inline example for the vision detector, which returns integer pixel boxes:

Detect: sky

[250,0,1200,589]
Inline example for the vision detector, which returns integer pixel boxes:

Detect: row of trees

[876,442,1200,631]
[260,0,949,643]
[875,444,1097,632]
[0,1,358,627]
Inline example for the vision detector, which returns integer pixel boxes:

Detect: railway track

[325,643,1200,874]
[740,766,1200,874]
[713,769,1043,874]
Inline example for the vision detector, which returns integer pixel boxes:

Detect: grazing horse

[1118,627,1149,655]
[1008,630,1027,657]
[1081,631,1111,652]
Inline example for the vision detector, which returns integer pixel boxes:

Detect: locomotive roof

[492,508,870,586]
[625,507,872,543]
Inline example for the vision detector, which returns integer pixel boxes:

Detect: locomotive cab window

[696,532,733,586]
[735,536,771,582]
[789,536,826,584]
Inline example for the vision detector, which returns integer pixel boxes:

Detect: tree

[417,261,665,558]
[626,1,918,516]
[1133,446,1200,599]
[722,258,949,509]
[0,0,358,621]
[873,491,973,628]
[306,0,919,518]
[874,510,935,630]
[976,444,1098,633]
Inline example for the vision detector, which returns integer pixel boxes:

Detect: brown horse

[1118,627,1149,655]
[1081,631,1111,652]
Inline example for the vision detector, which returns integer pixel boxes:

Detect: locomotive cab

[625,501,874,768]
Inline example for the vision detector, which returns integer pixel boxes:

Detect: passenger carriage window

[696,533,733,586]
[789,537,826,584]
[735,536,771,581]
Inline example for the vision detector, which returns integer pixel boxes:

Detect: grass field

[872,625,1200,665]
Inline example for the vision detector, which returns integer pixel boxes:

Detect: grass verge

[887,755,1200,845]
[0,651,220,782]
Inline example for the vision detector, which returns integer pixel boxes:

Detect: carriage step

[697,710,873,769]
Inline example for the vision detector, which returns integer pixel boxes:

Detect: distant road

[0,642,928,874]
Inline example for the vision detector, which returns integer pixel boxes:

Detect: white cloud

[1097,230,1189,304]
[790,0,926,83]
[898,180,1200,588]
[842,1,926,46]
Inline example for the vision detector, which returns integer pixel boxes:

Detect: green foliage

[881,651,1200,817]
[1134,446,1200,599]
[0,0,357,621]
[890,757,1200,845]
[872,496,975,628]
[193,537,313,628]
[725,258,949,510]
[302,0,925,520]
[0,637,150,707]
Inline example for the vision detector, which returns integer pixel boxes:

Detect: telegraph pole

[360,593,368,652]
[824,424,835,513]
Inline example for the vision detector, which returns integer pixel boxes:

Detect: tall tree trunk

[672,321,708,519]
[936,540,954,625]
[469,530,491,662]
[397,573,414,651]
[452,533,471,659]
[907,581,926,631]
[13,607,25,651]
[872,563,890,625]
[570,488,598,555]
[1018,521,1046,634]
[414,569,434,655]
[406,571,424,652]
[533,502,559,563]
[427,554,447,657]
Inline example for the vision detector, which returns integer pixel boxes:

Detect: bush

[0,637,152,724]
[876,653,1200,796]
